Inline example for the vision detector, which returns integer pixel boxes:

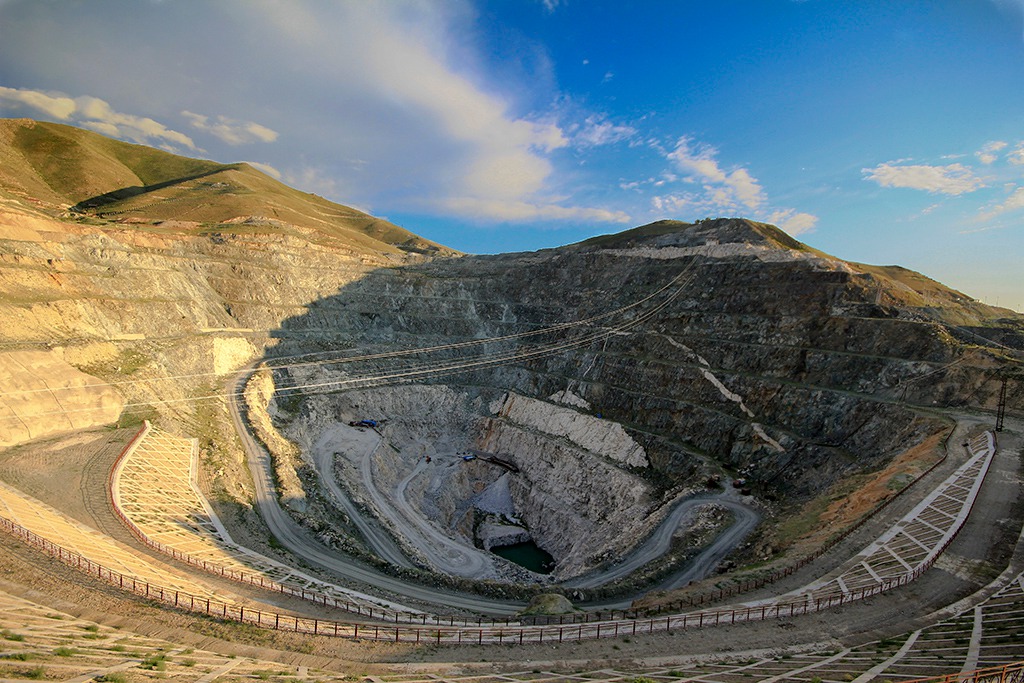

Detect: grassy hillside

[0,118,455,256]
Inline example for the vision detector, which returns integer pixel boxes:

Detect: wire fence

[109,419,970,627]
[896,661,1024,683]
[0,419,996,645]
[590,424,959,618]
[0,462,984,645]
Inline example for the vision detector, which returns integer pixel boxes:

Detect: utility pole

[996,375,1007,432]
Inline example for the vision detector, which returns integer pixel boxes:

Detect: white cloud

[669,138,727,183]
[650,193,691,214]
[182,111,278,145]
[724,167,764,209]
[573,115,636,147]
[667,137,766,211]
[442,196,631,223]
[862,162,986,195]
[248,1,578,219]
[645,138,817,235]
[1,2,634,227]
[976,140,1008,164]
[283,166,345,201]
[0,86,76,119]
[0,86,197,151]
[80,121,121,138]
[764,209,818,236]
[977,185,1024,221]
[1008,144,1024,165]
[75,95,197,150]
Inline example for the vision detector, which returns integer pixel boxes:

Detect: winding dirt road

[232,366,764,613]
[309,423,414,569]
[229,369,523,615]
[566,492,761,605]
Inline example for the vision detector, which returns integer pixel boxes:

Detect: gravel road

[235,367,771,612]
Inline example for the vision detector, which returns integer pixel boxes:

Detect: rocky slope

[0,118,452,443]
[1,118,1021,582]
[254,217,1023,576]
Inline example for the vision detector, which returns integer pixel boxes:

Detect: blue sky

[1,0,1022,310]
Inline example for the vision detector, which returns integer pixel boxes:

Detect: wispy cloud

[862,162,986,195]
[976,140,1007,164]
[238,1,632,224]
[0,2,638,227]
[638,136,817,235]
[283,166,346,202]
[440,196,631,223]
[182,111,278,145]
[977,185,1024,221]
[76,96,197,150]
[0,86,197,151]
[764,209,818,236]
[244,161,282,179]
[1008,144,1024,165]
[572,115,636,147]
[667,137,766,210]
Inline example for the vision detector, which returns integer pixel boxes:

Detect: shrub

[0,653,34,661]
[140,654,168,671]
[96,674,128,683]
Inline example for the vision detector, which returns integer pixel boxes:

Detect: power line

[0,258,701,422]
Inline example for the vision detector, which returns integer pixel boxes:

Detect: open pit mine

[0,118,1023,681]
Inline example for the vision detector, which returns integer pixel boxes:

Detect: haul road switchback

[229,364,763,614]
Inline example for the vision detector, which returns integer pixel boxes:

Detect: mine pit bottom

[491,540,556,574]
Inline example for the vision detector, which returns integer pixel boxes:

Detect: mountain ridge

[0,118,454,256]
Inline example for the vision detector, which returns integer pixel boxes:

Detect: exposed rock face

[0,350,123,447]
[0,198,428,441]
[274,383,657,578]
[244,368,307,512]
[491,393,648,468]
[478,521,530,551]
[1,119,1021,585]
[237,217,1023,579]
[478,401,655,576]
[265,218,1021,509]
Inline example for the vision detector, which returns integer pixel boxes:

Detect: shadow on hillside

[72,167,234,213]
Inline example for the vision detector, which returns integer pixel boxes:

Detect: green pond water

[492,541,555,574]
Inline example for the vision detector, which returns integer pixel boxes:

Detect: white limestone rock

[492,392,648,468]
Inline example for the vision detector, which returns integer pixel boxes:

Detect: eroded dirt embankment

[0,350,122,447]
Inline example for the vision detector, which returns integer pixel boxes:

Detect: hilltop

[0,118,455,256]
